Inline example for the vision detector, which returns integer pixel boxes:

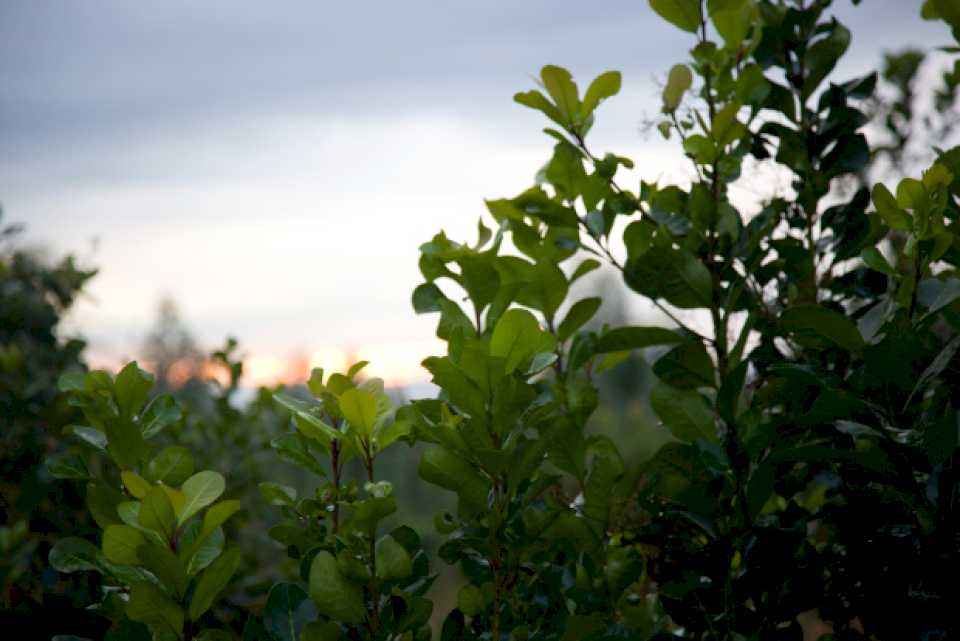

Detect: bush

[40,1,960,640]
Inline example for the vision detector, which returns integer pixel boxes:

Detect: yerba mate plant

[43,1,960,639]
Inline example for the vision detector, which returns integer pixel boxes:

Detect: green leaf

[625,246,712,308]
[346,361,369,379]
[437,298,475,340]
[582,70,621,116]
[46,452,90,480]
[184,526,224,576]
[274,392,340,442]
[802,21,850,100]
[308,551,366,624]
[860,247,897,276]
[457,584,485,617]
[139,486,176,543]
[58,371,87,392]
[264,583,317,641]
[569,258,601,284]
[533,260,570,320]
[418,446,489,508]
[259,482,297,506]
[540,65,580,123]
[872,183,911,231]
[546,141,587,201]
[584,453,622,529]
[717,360,749,424]
[140,394,182,438]
[412,282,446,313]
[104,417,146,470]
[461,255,501,311]
[181,500,242,566]
[653,340,716,388]
[662,64,693,113]
[138,543,187,598]
[271,433,328,478]
[86,481,123,528]
[300,622,343,641]
[339,388,378,436]
[102,524,146,565]
[513,89,566,128]
[65,425,107,452]
[49,537,102,574]
[490,308,557,374]
[708,0,755,48]
[114,362,154,419]
[649,0,702,32]
[189,547,241,621]
[919,277,960,320]
[146,446,194,486]
[595,326,685,353]
[526,351,559,376]
[127,582,184,637]
[178,470,226,525]
[558,298,602,341]
[200,499,242,538]
[121,470,151,499]
[650,382,717,443]
[375,534,413,580]
[780,305,865,353]
[905,335,960,409]
[711,102,745,146]
[346,496,397,533]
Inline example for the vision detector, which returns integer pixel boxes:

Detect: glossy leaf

[582,70,622,115]
[189,547,242,620]
[46,452,90,480]
[309,551,366,624]
[595,326,685,353]
[259,482,297,506]
[147,446,194,486]
[139,486,176,543]
[650,382,717,443]
[264,583,317,641]
[121,470,151,499]
[490,308,557,374]
[181,499,242,564]
[781,305,865,353]
[375,534,413,580]
[127,583,184,637]
[101,524,146,565]
[649,0,702,33]
[558,297,602,341]
[339,388,378,436]
[49,537,102,574]
[138,543,187,598]
[653,340,716,388]
[178,470,226,525]
[140,394,182,438]
[114,362,153,420]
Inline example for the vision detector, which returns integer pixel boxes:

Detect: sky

[1,1,950,386]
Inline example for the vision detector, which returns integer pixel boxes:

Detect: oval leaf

[179,470,226,525]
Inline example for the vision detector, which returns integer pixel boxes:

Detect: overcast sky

[1,1,949,385]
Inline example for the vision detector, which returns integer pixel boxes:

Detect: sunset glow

[86,339,446,389]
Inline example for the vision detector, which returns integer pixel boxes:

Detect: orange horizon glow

[84,338,446,390]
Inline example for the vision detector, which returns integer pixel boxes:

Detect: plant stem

[330,439,341,534]
[364,448,381,637]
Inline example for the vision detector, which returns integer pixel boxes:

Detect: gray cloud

[0,0,949,374]
[1,1,945,197]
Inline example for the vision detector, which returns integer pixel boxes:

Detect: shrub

[42,1,960,639]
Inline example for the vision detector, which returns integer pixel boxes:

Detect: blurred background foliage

[1,35,957,638]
